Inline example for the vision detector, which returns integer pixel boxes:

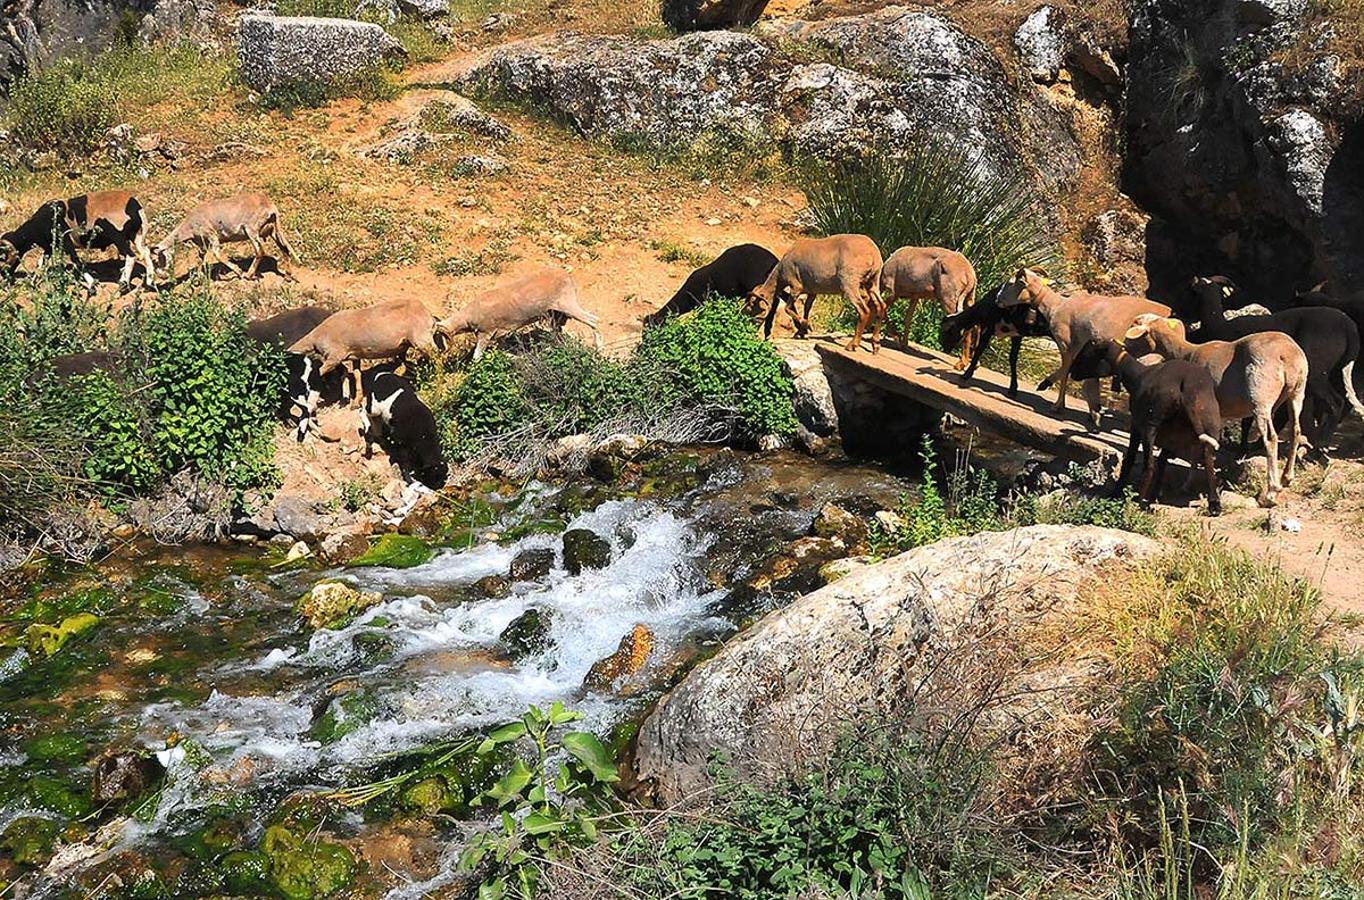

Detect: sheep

[1293,287,1364,342]
[644,243,778,328]
[1,191,155,291]
[1188,276,1364,452]
[154,193,300,281]
[287,298,445,436]
[358,366,447,489]
[245,306,339,441]
[939,284,1051,397]
[997,267,1172,428]
[745,234,884,353]
[880,246,978,368]
[1071,338,1223,515]
[440,267,601,360]
[1123,313,1307,507]
[49,351,115,381]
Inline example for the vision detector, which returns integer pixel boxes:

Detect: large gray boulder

[237,14,404,93]
[634,525,1161,804]
[457,8,1080,190]
[1126,0,1364,301]
[661,0,770,32]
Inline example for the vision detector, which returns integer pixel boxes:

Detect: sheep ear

[1221,284,1233,298]
[1124,324,1148,340]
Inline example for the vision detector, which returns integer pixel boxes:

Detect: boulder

[1126,0,1364,299]
[1014,6,1067,83]
[634,525,1161,803]
[452,153,509,176]
[499,607,555,659]
[508,547,555,581]
[297,581,383,630]
[584,623,655,691]
[660,0,770,32]
[91,750,165,805]
[270,495,330,541]
[237,14,404,93]
[320,526,371,564]
[417,96,513,140]
[397,0,448,19]
[562,528,612,574]
[812,503,867,548]
[473,574,511,599]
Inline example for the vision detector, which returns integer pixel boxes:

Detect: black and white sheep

[358,367,447,489]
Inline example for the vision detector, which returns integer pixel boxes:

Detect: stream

[0,448,928,896]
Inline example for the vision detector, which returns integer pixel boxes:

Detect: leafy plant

[460,702,622,898]
[802,142,1062,347]
[56,372,160,492]
[445,350,530,459]
[4,57,116,156]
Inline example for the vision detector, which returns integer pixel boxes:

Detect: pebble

[704,217,721,226]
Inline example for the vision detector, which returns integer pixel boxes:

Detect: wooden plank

[813,338,1131,463]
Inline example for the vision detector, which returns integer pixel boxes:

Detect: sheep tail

[1344,360,1364,420]
[1198,433,1220,451]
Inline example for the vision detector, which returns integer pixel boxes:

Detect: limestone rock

[1014,6,1066,84]
[297,581,383,630]
[398,0,448,19]
[661,0,770,32]
[271,495,330,541]
[418,96,512,140]
[812,503,867,548]
[634,525,1161,803]
[237,14,404,93]
[452,153,509,176]
[584,623,655,691]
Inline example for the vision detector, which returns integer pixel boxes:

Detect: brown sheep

[154,193,300,281]
[880,246,977,368]
[745,234,885,353]
[440,267,601,360]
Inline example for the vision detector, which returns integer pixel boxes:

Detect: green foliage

[136,291,286,494]
[4,56,115,156]
[802,142,1063,348]
[56,373,160,492]
[25,612,100,657]
[348,533,434,569]
[256,68,401,113]
[461,702,622,899]
[1013,487,1157,536]
[633,298,798,440]
[445,350,530,458]
[519,340,649,435]
[610,728,1001,899]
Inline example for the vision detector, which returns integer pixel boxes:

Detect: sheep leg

[133,231,156,287]
[244,227,265,278]
[1135,429,1158,505]
[1115,428,1141,493]
[1257,411,1280,507]
[473,333,491,361]
[117,243,137,291]
[785,292,811,338]
[1082,377,1103,431]
[762,288,783,340]
[1050,349,1075,412]
[1281,390,1304,488]
[359,407,374,459]
[1204,443,1221,516]
[557,305,604,350]
[845,295,870,353]
[209,235,244,278]
[1005,335,1021,396]
[866,279,885,355]
[1150,448,1173,506]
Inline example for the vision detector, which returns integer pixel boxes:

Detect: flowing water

[0,448,922,896]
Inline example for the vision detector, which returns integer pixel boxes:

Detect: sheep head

[437,309,471,338]
[997,267,1053,308]
[0,238,18,274]
[1123,313,1184,354]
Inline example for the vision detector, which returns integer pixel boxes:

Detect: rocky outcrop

[457,8,1080,188]
[1126,0,1364,301]
[661,0,770,33]
[237,14,404,93]
[634,525,1161,804]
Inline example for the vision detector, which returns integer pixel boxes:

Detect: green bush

[633,298,798,440]
[445,350,529,459]
[57,372,160,492]
[802,142,1063,348]
[519,340,648,434]
[4,57,116,156]
[135,293,286,494]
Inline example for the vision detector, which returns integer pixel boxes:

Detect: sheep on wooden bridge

[746,235,884,353]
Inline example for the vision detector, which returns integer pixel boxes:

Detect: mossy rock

[473,574,511,599]
[498,608,555,660]
[562,529,612,575]
[28,774,94,818]
[221,849,273,896]
[296,581,383,631]
[400,776,454,814]
[309,690,378,745]
[25,612,100,657]
[507,547,555,582]
[351,629,396,663]
[23,733,90,764]
[261,825,357,900]
[348,533,433,569]
[1,816,60,866]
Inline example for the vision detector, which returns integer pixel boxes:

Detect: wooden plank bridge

[813,337,1132,463]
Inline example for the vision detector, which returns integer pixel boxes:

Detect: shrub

[802,142,1063,347]
[518,340,649,435]
[54,372,160,493]
[444,350,529,459]
[4,57,116,156]
[633,298,798,440]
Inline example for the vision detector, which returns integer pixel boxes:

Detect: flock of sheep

[5,189,1364,516]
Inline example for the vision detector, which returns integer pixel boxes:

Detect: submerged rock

[348,533,433,568]
[261,824,356,899]
[25,613,99,657]
[499,607,555,660]
[584,623,655,692]
[812,503,867,549]
[508,547,555,581]
[562,528,612,574]
[1,815,60,865]
[635,525,1161,804]
[91,750,165,805]
[473,573,511,598]
[296,581,383,630]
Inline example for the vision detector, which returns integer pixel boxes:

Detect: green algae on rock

[0,815,60,866]
[25,612,100,657]
[296,581,383,630]
[262,825,358,899]
[347,533,433,569]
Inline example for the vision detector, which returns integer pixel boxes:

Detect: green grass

[802,142,1063,348]
[650,240,711,268]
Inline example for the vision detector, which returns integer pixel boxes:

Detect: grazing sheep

[939,284,1051,397]
[644,243,778,328]
[246,306,339,441]
[247,305,334,347]
[746,235,884,353]
[997,267,1172,428]
[880,246,978,368]
[1,191,155,291]
[154,193,300,281]
[1073,338,1223,515]
[1124,313,1307,507]
[1189,276,1364,452]
[440,268,601,360]
[49,351,116,380]
[359,366,447,489]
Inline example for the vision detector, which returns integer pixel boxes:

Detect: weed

[803,141,1062,348]
[256,68,401,114]
[432,238,520,277]
[651,240,710,268]
[4,57,115,157]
